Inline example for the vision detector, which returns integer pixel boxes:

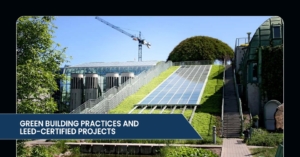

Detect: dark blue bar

[0,114,201,140]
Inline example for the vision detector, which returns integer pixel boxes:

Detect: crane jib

[95,16,151,61]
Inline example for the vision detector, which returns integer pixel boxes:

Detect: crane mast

[95,16,151,62]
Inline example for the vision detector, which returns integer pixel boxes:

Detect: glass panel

[273,26,281,38]
[252,63,258,82]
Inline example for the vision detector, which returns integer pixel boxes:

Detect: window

[273,26,281,38]
[252,63,258,81]
[248,62,258,83]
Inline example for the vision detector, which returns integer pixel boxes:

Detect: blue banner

[0,114,202,140]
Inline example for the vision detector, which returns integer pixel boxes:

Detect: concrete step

[223,105,238,107]
[223,120,241,123]
[223,129,241,132]
[223,122,241,125]
[223,114,240,117]
[223,119,240,122]
[223,132,240,135]
[223,127,241,130]
[223,128,241,132]
[223,124,240,127]
[223,125,241,128]
[224,112,240,115]
[224,110,239,113]
[223,120,241,122]
[223,128,241,131]
[224,122,240,125]
[223,121,241,124]
[224,114,240,116]
[224,134,241,138]
[223,131,241,134]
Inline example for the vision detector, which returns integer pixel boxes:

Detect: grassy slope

[184,65,224,143]
[108,65,224,144]
[109,66,180,114]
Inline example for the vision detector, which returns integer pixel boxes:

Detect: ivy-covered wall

[260,44,283,103]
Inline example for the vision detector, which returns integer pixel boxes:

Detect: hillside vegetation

[167,36,233,62]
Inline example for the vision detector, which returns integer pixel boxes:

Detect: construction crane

[95,16,151,62]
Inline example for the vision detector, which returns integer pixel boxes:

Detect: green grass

[107,65,225,144]
[249,147,279,157]
[186,65,224,143]
[109,66,180,114]
[247,128,283,146]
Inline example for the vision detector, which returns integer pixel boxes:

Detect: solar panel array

[138,65,211,105]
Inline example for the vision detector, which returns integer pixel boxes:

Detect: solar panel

[138,65,211,106]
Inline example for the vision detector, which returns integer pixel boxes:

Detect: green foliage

[17,140,82,157]
[167,36,233,62]
[260,45,283,102]
[247,128,283,146]
[161,147,219,157]
[54,140,69,153]
[17,16,70,113]
[109,66,180,113]
[250,147,278,157]
[17,140,31,157]
[70,146,81,157]
[27,145,60,157]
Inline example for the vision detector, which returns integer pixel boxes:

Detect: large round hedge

[167,36,234,62]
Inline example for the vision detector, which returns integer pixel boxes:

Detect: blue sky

[52,16,272,67]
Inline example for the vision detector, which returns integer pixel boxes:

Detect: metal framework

[95,17,151,62]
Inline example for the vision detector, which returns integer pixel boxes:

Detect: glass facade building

[60,61,158,107]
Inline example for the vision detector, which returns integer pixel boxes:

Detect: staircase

[223,65,241,138]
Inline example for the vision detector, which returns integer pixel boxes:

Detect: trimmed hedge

[167,36,234,62]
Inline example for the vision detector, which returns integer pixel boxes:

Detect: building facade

[59,61,158,111]
[234,16,283,129]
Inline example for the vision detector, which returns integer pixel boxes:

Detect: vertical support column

[258,47,263,124]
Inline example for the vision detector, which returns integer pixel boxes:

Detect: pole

[213,126,216,144]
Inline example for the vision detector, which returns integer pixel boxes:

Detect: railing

[70,61,173,114]
[233,68,244,135]
[235,37,248,48]
[70,60,220,114]
[221,59,225,137]
[172,60,214,66]
[275,144,283,157]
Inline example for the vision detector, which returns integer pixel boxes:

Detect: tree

[167,36,234,62]
[17,16,69,113]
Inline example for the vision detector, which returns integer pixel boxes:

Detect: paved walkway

[221,138,252,157]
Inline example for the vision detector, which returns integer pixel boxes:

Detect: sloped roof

[68,61,159,68]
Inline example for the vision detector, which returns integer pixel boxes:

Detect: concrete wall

[79,145,159,155]
[85,89,98,101]
[70,89,82,111]
[235,46,246,71]
[247,83,260,116]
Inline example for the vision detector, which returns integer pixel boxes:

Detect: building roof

[67,61,159,68]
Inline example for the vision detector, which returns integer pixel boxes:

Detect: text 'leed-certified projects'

[0,114,202,140]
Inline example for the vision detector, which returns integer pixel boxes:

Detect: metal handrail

[221,59,225,137]
[233,68,244,134]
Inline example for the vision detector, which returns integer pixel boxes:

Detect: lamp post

[247,32,251,44]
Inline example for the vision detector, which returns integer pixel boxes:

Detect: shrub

[167,36,233,62]
[247,128,283,146]
[161,147,219,157]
